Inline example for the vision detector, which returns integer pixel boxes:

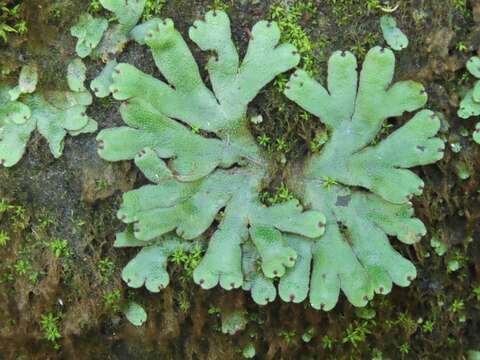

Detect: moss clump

[0,0,27,43]
[269,1,318,72]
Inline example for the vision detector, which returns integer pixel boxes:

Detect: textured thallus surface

[285,47,445,310]
[0,61,97,167]
[457,56,480,143]
[97,11,328,305]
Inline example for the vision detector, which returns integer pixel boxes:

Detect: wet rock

[426,27,454,58]
[81,161,135,204]
[473,0,480,23]
[417,28,462,80]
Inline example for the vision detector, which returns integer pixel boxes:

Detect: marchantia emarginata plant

[380,15,408,51]
[71,0,148,101]
[71,0,146,60]
[457,56,480,144]
[284,47,445,310]
[0,60,97,167]
[97,11,445,313]
[97,11,327,306]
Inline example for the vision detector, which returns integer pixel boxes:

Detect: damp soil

[0,0,479,359]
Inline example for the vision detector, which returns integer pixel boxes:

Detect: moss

[269,1,318,73]
[142,0,167,20]
[0,0,28,43]
[210,0,231,12]
[102,289,121,312]
[39,312,62,349]
[87,0,102,14]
